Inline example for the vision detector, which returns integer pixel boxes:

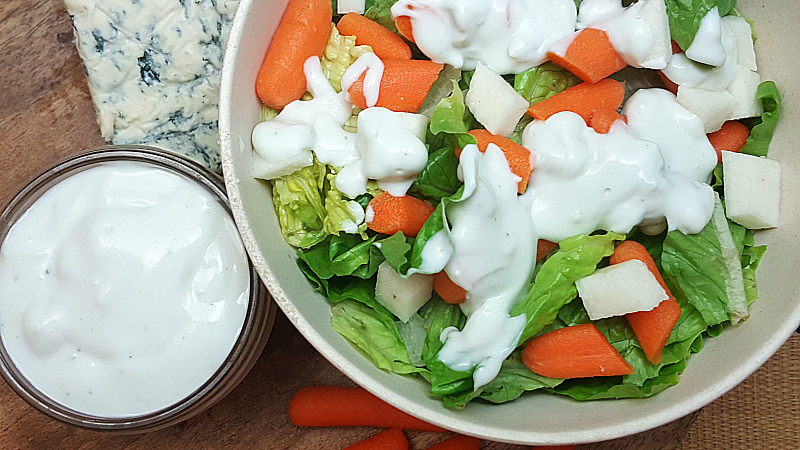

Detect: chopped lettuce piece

[513,62,581,106]
[665,0,738,50]
[740,81,782,157]
[271,159,328,249]
[376,231,414,274]
[512,232,626,343]
[408,146,462,201]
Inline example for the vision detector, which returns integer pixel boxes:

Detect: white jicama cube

[722,151,781,229]
[375,262,434,323]
[465,62,529,137]
[576,259,668,321]
[726,66,764,120]
[723,16,757,71]
[337,0,365,14]
[676,85,737,133]
[636,0,672,69]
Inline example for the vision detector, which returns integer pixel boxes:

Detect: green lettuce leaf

[514,62,581,106]
[512,232,625,343]
[665,1,738,50]
[331,299,427,375]
[740,81,782,157]
[408,146,462,201]
[376,231,413,274]
[271,159,328,249]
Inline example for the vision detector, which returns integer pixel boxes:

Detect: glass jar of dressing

[0,146,275,433]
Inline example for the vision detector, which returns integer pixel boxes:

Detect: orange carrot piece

[289,386,446,432]
[589,108,626,134]
[468,129,533,194]
[433,271,467,304]
[547,28,628,84]
[366,192,436,237]
[337,13,412,60]
[395,16,415,43]
[255,0,332,109]
[425,435,481,450]
[344,428,408,450]
[527,79,625,125]
[610,240,682,365]
[348,59,444,112]
[521,323,634,379]
[707,120,750,163]
[537,239,559,262]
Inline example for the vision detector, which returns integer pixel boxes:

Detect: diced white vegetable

[337,0,365,15]
[637,0,672,70]
[398,112,430,142]
[685,7,726,67]
[576,259,668,321]
[251,150,314,180]
[726,66,764,120]
[374,262,434,323]
[465,62,529,137]
[722,151,781,229]
[676,85,737,133]
[723,16,757,71]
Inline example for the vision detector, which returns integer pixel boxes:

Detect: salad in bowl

[219,0,797,443]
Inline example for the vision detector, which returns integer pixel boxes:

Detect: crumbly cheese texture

[65,0,240,172]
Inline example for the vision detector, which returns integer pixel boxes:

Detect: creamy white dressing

[436,144,534,388]
[0,162,250,417]
[662,8,738,91]
[576,0,671,70]
[390,0,577,74]
[685,7,727,67]
[252,56,428,199]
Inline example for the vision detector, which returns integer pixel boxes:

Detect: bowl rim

[218,0,800,444]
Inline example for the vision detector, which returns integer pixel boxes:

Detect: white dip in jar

[0,159,250,418]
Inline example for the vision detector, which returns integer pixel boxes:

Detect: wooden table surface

[1,1,797,449]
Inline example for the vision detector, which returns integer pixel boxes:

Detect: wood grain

[0,1,795,449]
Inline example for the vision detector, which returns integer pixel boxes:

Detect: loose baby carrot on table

[344,428,408,450]
[366,192,436,237]
[521,323,634,379]
[348,59,444,112]
[425,434,481,450]
[589,108,626,134]
[468,129,533,194]
[395,16,415,43]
[547,28,628,84]
[433,271,467,304]
[255,0,332,109]
[527,78,625,125]
[707,120,750,163]
[289,386,446,431]
[610,240,682,365]
[337,13,412,60]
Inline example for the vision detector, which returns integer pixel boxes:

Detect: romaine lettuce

[665,0,738,50]
[740,81,782,157]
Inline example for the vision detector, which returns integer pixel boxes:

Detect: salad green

[260,0,781,409]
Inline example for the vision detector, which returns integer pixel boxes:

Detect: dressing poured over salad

[251,0,781,408]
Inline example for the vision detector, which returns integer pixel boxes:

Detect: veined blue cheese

[65,0,240,172]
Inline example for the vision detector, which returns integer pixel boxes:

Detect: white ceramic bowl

[219,1,800,444]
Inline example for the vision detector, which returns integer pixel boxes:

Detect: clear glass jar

[0,145,275,433]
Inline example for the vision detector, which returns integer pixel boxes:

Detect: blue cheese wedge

[65,0,240,172]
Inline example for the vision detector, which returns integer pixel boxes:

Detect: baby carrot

[348,59,444,112]
[255,0,332,109]
[468,129,533,194]
[527,79,625,125]
[537,239,559,262]
[289,385,446,432]
[425,434,481,450]
[589,108,626,134]
[367,192,436,237]
[610,240,682,365]
[337,13,412,60]
[395,16,415,43]
[521,323,634,379]
[433,271,467,304]
[707,120,750,163]
[344,428,408,450]
[547,28,628,84]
